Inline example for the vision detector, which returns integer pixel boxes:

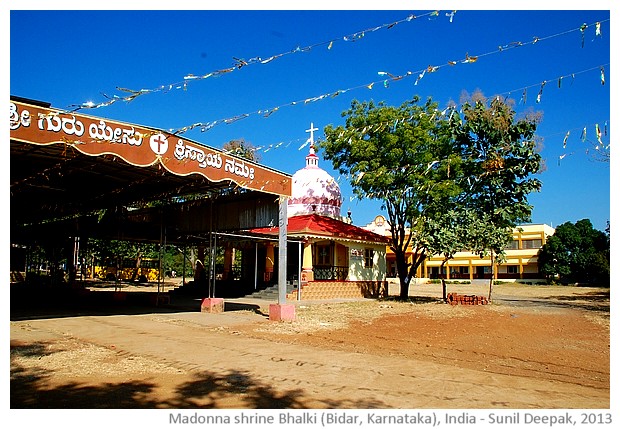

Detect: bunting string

[245,93,609,176]
[528,120,610,166]
[558,152,574,166]
[270,115,608,202]
[171,59,608,137]
[247,104,608,182]
[56,13,609,176]
[502,64,608,104]
[296,113,609,196]
[67,10,444,111]
[164,18,608,135]
[68,16,607,114]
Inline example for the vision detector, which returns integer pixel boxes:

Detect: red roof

[250,214,390,244]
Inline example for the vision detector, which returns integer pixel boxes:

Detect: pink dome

[288,145,342,218]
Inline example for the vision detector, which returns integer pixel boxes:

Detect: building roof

[363,214,556,238]
[10,97,290,244]
[251,214,390,245]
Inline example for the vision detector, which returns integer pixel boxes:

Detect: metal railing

[313,265,348,281]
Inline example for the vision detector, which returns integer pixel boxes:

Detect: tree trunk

[91,255,95,279]
[131,253,142,282]
[393,248,410,300]
[488,251,495,302]
[400,250,426,300]
[441,259,448,302]
[399,277,410,300]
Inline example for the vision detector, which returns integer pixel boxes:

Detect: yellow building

[364,215,555,283]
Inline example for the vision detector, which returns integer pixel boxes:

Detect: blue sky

[8,5,612,232]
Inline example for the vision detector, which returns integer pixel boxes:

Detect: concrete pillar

[301,241,314,283]
[270,196,295,321]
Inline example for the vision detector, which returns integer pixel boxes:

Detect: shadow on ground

[495,289,610,314]
[10,342,385,409]
[224,302,267,316]
[10,284,270,322]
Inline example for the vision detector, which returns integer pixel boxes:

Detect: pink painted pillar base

[201,297,225,313]
[269,303,296,322]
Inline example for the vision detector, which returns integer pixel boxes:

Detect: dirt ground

[9,282,611,409]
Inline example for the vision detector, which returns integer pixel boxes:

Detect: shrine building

[250,124,390,300]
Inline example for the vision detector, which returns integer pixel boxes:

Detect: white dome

[288,145,342,218]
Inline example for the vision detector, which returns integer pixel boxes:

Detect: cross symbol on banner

[150,133,169,155]
[305,122,318,145]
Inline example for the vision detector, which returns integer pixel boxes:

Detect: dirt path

[10,284,610,409]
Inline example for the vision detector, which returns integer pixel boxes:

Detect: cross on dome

[289,121,342,218]
[305,122,318,145]
[305,122,319,167]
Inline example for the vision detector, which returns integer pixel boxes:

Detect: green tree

[538,219,610,284]
[450,94,543,300]
[422,139,467,302]
[425,208,472,302]
[161,245,195,278]
[86,238,159,281]
[321,96,452,299]
[223,138,260,162]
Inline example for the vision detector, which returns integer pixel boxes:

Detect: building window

[316,244,332,265]
[522,239,542,249]
[460,266,469,275]
[430,266,446,277]
[505,240,519,250]
[364,249,374,268]
[507,265,519,274]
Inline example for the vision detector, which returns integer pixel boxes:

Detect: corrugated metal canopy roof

[10,96,291,245]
